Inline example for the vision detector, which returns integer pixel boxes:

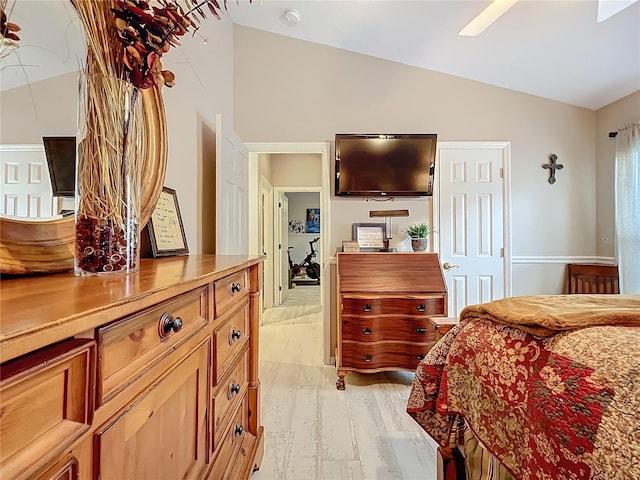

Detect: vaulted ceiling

[2,0,639,111]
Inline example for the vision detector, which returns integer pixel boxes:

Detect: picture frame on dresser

[352,223,385,251]
[146,186,189,257]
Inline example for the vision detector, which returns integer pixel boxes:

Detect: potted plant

[404,223,433,252]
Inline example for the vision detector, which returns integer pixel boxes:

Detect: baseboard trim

[512,256,616,265]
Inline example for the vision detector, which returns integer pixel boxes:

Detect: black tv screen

[43,136,76,197]
[335,133,437,197]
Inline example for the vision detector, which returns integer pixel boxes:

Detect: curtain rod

[609,122,639,138]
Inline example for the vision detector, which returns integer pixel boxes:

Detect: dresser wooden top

[0,254,263,363]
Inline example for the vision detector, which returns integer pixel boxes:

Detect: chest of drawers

[0,255,264,480]
[336,253,447,390]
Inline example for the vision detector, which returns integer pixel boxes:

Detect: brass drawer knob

[158,312,183,339]
[363,354,372,362]
[416,304,426,312]
[362,304,372,312]
[362,327,373,335]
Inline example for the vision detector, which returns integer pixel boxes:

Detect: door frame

[275,189,290,305]
[246,142,332,364]
[274,187,323,304]
[260,176,274,310]
[432,141,513,302]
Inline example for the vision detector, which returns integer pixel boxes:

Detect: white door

[261,177,275,308]
[437,143,509,317]
[0,145,57,218]
[216,115,249,254]
[277,192,290,304]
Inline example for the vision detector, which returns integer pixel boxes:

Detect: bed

[406,294,640,480]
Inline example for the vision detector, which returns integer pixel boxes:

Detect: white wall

[234,26,599,294]
[270,153,322,187]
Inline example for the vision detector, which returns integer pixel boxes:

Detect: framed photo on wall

[306,208,320,233]
[146,186,189,257]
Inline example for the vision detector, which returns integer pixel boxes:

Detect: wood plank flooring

[253,285,439,480]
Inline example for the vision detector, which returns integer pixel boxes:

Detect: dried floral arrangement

[70,0,246,273]
[0,0,21,60]
[73,0,244,89]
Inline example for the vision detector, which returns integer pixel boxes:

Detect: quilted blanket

[407,295,640,480]
[461,294,640,336]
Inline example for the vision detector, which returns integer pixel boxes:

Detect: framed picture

[306,208,320,233]
[146,186,189,257]
[352,223,386,251]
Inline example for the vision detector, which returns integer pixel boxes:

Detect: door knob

[443,262,459,270]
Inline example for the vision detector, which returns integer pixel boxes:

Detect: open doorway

[283,189,322,287]
[246,142,332,364]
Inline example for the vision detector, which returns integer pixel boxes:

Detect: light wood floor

[253,285,439,480]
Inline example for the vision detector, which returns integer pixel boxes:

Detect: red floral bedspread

[407,317,640,480]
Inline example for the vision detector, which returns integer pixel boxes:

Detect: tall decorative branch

[0,0,21,60]
[72,0,242,89]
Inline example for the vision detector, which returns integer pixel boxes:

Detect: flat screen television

[42,136,76,197]
[335,133,437,197]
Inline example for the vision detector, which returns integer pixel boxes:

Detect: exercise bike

[287,237,321,282]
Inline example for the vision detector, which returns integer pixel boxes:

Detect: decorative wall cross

[543,154,564,184]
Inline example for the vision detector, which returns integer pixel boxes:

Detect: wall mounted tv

[335,133,437,197]
[42,136,76,197]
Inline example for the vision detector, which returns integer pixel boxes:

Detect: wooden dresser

[0,255,264,480]
[336,252,447,390]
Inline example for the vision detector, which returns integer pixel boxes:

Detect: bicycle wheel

[306,263,320,280]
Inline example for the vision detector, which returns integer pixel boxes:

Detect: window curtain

[615,122,640,294]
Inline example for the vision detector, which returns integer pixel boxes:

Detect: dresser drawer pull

[417,354,426,361]
[363,354,372,362]
[362,304,372,312]
[234,424,244,438]
[415,327,427,334]
[416,304,426,312]
[230,282,242,294]
[229,328,242,344]
[362,328,373,335]
[228,381,241,399]
[158,312,183,339]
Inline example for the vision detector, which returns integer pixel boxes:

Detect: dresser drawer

[94,339,209,480]
[208,395,248,480]
[341,295,445,316]
[97,287,209,406]
[211,351,249,453]
[0,339,94,480]
[342,316,436,343]
[215,269,249,317]
[213,303,249,385]
[35,455,78,480]
[341,341,433,371]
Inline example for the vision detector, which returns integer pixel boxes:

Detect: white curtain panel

[615,122,640,294]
